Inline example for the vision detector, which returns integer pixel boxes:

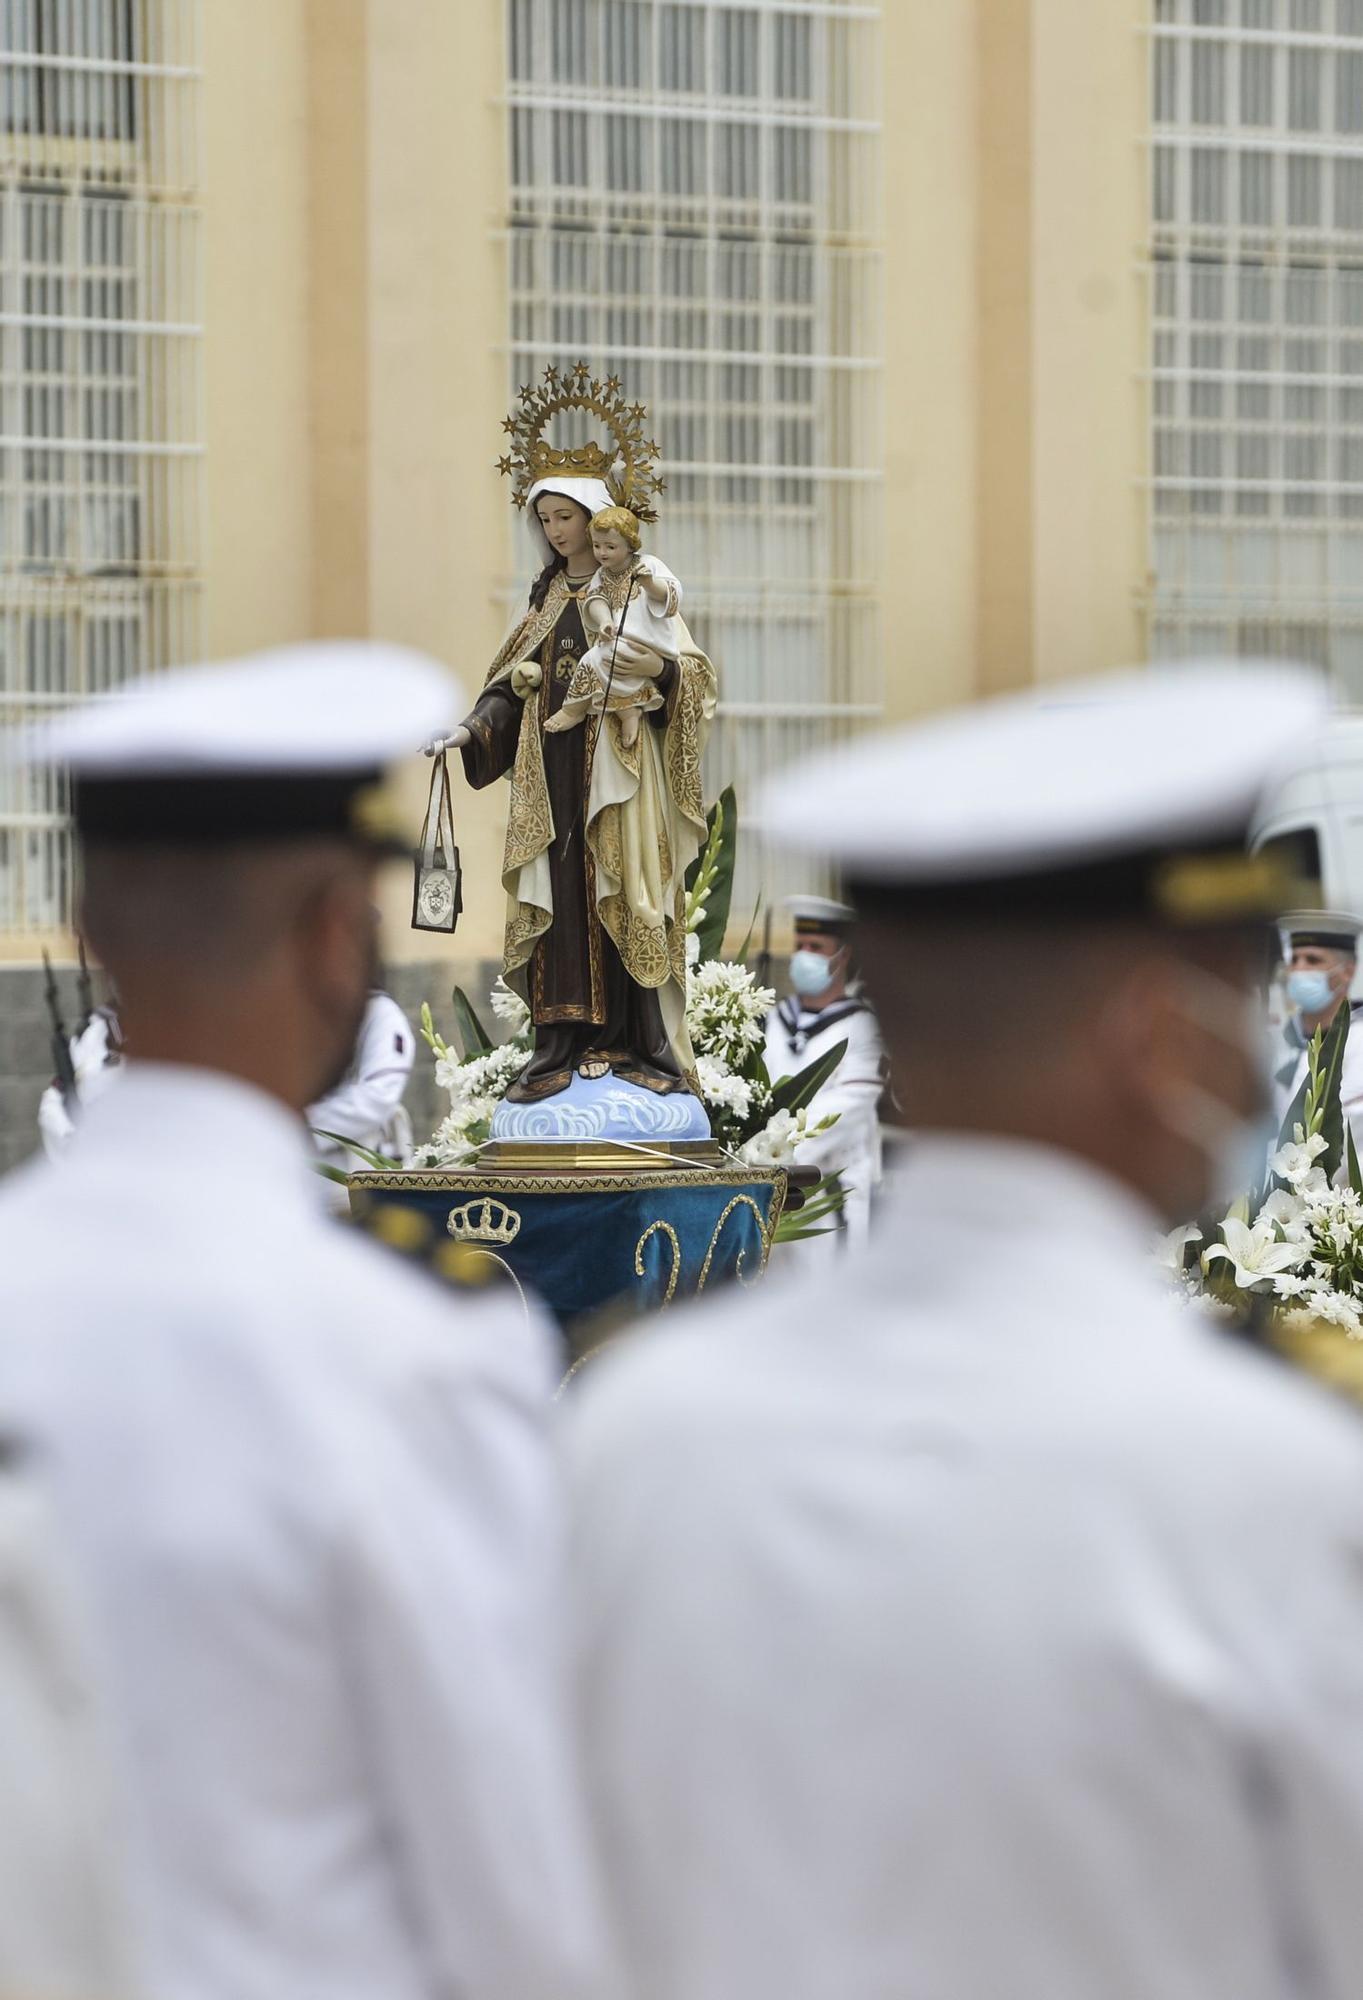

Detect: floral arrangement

[1166,1004,1363,1339]
[407,788,849,1242]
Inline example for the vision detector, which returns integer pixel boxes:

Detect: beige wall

[880,0,1149,717]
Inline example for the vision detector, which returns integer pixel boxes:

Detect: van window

[1257,826,1321,888]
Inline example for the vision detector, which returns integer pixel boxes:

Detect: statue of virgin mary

[430,368,717,1105]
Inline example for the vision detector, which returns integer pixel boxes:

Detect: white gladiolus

[489,977,532,1036]
[1270,1130,1329,1189]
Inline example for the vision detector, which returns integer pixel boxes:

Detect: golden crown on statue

[496,360,666,522]
[446,1197,522,1247]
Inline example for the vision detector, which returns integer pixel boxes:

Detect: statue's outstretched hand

[422,726,471,755]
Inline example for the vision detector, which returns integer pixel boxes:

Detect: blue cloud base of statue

[489,1071,711,1145]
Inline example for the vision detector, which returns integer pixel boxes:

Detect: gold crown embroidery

[496,361,665,522]
[446,1197,522,1247]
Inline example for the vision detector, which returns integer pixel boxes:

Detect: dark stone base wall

[0,957,503,1182]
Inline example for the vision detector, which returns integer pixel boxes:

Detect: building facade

[12,0,1351,1158]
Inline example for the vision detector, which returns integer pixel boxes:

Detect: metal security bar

[1149,0,1363,687]
[506,0,883,916]
[0,0,202,942]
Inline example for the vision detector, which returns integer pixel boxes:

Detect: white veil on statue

[524,477,615,566]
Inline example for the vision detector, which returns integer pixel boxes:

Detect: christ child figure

[543,505,685,748]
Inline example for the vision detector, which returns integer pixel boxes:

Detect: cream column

[879,1,979,723]
[976,0,1036,697]
[1030,0,1149,681]
[307,0,370,639]
[365,0,511,965]
[200,0,313,658]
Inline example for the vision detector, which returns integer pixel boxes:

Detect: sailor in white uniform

[0,644,603,2000]
[761,895,884,1252]
[39,984,417,1191]
[36,1001,122,1157]
[308,987,417,1176]
[1271,909,1363,1152]
[565,662,1363,2000]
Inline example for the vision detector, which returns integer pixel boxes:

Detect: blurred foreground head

[34,643,454,1113]
[760,664,1327,1223]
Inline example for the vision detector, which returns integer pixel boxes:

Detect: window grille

[506,0,883,916]
[1149,0,1363,690]
[0,0,202,940]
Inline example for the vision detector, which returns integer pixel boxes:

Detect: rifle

[75,933,94,1037]
[41,951,77,1109]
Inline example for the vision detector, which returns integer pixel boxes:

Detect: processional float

[349,365,791,1337]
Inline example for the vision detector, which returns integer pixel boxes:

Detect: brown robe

[460,590,684,1101]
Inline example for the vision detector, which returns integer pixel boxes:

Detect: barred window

[506,0,883,914]
[1150,0,1363,686]
[0,0,202,939]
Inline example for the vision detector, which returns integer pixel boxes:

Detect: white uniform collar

[74,1061,317,1192]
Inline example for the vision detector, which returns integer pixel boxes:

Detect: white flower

[685,928,701,967]
[1304,1287,1363,1336]
[738,1107,809,1168]
[694,1053,754,1120]
[1257,1188,1311,1245]
[1271,1131,1329,1187]
[421,1038,533,1165]
[408,1116,479,1169]
[433,1050,465,1094]
[1155,1223,1202,1275]
[1204,1215,1305,1291]
[1272,1273,1311,1301]
[685,958,775,1068]
[489,977,531,1036]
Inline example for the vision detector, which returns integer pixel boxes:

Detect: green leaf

[1315,1004,1350,1184]
[1348,1119,1363,1199]
[773,1218,842,1242]
[309,1129,403,1170]
[451,984,494,1058]
[687,785,738,961]
[769,1037,848,1119]
[312,1162,352,1186]
[734,893,763,968]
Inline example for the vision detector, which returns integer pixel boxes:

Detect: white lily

[1204,1215,1305,1291]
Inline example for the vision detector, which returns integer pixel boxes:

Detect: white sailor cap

[786,894,857,935]
[759,662,1326,927]
[1280,909,1363,953]
[28,642,459,853]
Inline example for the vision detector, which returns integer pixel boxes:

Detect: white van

[1251,715,1363,1003]
[1252,713,1363,924]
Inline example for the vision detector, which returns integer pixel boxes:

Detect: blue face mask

[789,948,836,1000]
[1287,969,1336,1015]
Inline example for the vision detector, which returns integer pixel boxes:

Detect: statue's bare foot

[578,1057,611,1080]
[543,711,577,734]
[619,711,640,748]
